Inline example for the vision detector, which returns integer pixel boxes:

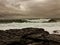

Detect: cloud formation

[0,0,60,19]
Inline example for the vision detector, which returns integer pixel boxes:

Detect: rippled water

[0,22,60,34]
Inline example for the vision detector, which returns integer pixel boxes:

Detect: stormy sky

[0,0,60,19]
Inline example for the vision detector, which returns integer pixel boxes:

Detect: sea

[0,22,60,34]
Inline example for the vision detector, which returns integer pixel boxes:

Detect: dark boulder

[48,19,57,22]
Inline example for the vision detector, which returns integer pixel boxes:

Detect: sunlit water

[0,22,60,34]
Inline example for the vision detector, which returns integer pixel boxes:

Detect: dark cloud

[0,0,60,19]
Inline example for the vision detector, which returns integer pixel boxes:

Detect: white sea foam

[0,22,60,34]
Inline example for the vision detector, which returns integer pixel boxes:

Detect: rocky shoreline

[0,28,60,45]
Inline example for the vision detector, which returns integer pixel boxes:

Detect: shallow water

[0,22,60,34]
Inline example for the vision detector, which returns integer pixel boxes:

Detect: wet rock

[0,28,60,45]
[48,19,56,22]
